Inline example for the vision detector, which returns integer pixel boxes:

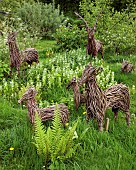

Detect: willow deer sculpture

[121,60,133,73]
[78,64,131,131]
[75,12,104,59]
[78,64,107,131]
[7,32,39,76]
[18,87,69,125]
[67,77,86,110]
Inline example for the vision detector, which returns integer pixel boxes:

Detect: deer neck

[86,79,104,97]
[26,98,38,123]
[8,41,21,65]
[85,79,107,117]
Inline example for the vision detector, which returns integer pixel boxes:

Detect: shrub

[16,1,64,38]
[54,24,86,51]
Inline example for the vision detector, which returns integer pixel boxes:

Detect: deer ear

[15,32,18,36]
[96,67,103,75]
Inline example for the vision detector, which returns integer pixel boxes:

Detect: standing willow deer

[75,12,104,59]
[77,64,130,131]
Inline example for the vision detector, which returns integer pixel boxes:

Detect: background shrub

[54,24,86,51]
[16,1,64,38]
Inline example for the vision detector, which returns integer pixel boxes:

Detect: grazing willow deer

[67,77,86,110]
[18,87,69,125]
[78,64,131,131]
[6,32,39,76]
[75,12,104,59]
[121,60,133,73]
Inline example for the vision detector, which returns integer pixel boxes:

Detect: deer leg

[98,117,104,132]
[86,111,93,122]
[126,111,130,127]
[10,65,13,77]
[101,47,104,59]
[112,107,119,121]
[17,66,20,77]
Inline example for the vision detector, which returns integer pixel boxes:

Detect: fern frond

[34,112,50,162]
[52,104,63,133]
[51,105,63,147]
[33,110,80,165]
[63,121,79,158]
[54,121,79,161]
[50,104,64,163]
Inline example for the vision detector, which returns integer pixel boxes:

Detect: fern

[62,122,79,159]
[34,112,51,162]
[50,104,64,163]
[34,105,80,167]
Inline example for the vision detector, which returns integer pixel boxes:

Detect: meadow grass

[0,40,136,169]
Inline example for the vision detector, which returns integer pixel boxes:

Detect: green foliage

[0,0,34,13]
[0,61,10,81]
[110,0,136,12]
[0,49,117,105]
[34,105,79,167]
[55,24,86,51]
[79,0,136,54]
[16,1,64,38]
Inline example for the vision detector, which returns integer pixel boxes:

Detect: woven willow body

[67,77,86,110]
[7,32,39,76]
[18,88,69,125]
[79,64,107,131]
[121,60,133,73]
[87,30,104,58]
[22,48,39,65]
[104,84,130,126]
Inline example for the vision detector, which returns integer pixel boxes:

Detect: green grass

[0,40,136,169]
[34,39,56,59]
[34,39,56,51]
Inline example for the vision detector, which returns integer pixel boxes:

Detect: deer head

[18,87,37,104]
[6,31,17,45]
[75,12,102,39]
[66,77,77,90]
[78,64,103,86]
[87,27,96,39]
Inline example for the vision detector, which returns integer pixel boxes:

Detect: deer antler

[93,11,103,31]
[95,11,103,25]
[75,12,89,29]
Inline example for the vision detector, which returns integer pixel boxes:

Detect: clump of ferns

[33,104,80,168]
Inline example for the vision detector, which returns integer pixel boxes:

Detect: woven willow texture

[7,32,22,76]
[78,64,131,131]
[78,64,107,131]
[7,32,39,76]
[104,83,130,126]
[121,60,133,73]
[67,77,86,110]
[18,87,69,125]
